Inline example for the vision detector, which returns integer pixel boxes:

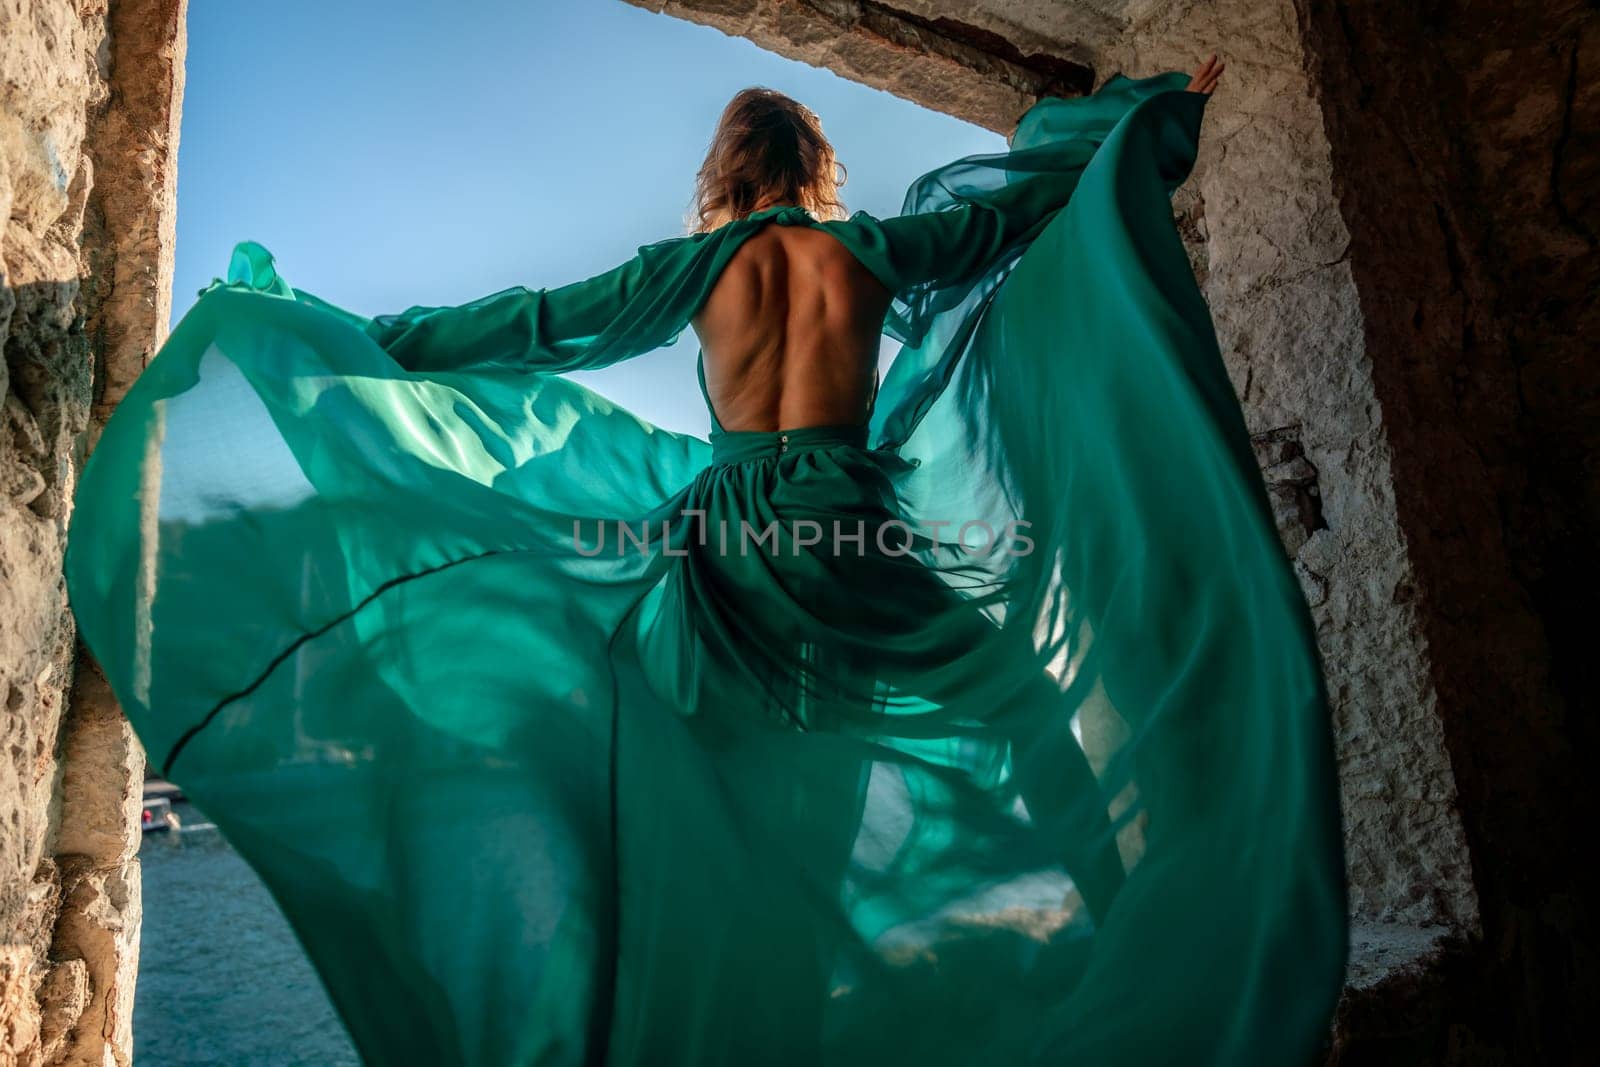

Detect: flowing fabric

[65,73,1347,1065]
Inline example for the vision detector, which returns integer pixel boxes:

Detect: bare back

[692,223,891,432]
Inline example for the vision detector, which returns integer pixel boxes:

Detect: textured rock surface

[2,3,105,1060]
[1,1,184,1062]
[624,0,1095,132]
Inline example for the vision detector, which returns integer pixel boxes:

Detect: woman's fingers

[1188,54,1225,94]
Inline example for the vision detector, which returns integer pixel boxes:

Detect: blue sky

[175,0,1003,435]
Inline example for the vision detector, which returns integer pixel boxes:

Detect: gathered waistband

[709,423,869,465]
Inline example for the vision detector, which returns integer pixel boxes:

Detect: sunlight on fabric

[876,869,1082,953]
[848,761,1083,956]
[157,346,316,524]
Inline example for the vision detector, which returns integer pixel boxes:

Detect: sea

[134,798,359,1065]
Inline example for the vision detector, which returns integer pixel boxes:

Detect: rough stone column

[625,0,1095,130]
[1,1,185,1063]
[1094,0,1479,937]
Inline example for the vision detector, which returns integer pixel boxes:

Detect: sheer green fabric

[65,72,1346,1065]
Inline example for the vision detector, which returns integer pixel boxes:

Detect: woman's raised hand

[1186,54,1225,95]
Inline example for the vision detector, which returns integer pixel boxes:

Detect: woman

[67,56,1346,1065]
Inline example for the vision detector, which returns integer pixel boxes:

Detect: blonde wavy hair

[690,87,847,233]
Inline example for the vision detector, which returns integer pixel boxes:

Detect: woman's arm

[367,236,701,375]
[855,60,1223,294]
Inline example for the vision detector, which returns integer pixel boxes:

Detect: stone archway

[2,0,1594,1062]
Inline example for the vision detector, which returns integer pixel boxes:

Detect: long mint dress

[65,73,1347,1065]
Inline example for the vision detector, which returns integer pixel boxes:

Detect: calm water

[135,800,359,1064]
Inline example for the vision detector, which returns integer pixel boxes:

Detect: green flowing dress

[65,73,1347,1065]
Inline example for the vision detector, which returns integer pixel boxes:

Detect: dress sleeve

[366,236,703,375]
[845,178,1084,291]
[862,71,1207,448]
[834,72,1197,316]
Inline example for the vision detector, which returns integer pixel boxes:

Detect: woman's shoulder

[824,208,885,226]
[813,209,893,239]
[633,207,881,269]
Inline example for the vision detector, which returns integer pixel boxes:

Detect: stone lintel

[623,0,1096,133]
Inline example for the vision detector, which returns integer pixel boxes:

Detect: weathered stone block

[1,1,182,1060]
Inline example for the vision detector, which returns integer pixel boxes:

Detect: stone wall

[1096,0,1478,934]
[625,0,1096,132]
[1297,1,1599,1059]
[1,1,185,1062]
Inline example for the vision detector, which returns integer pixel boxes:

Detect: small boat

[143,778,186,803]
[141,796,181,834]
